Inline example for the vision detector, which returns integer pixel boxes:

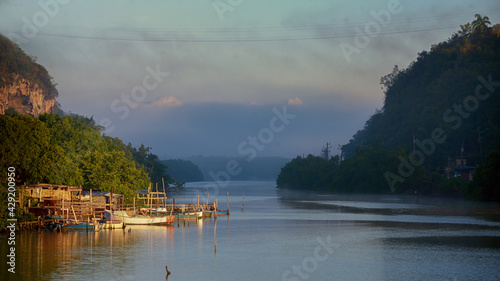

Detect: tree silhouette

[471,14,491,33]
[321,142,331,160]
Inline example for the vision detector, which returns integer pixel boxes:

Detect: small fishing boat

[102,219,124,229]
[214,209,230,216]
[174,211,204,221]
[65,220,101,230]
[106,210,174,225]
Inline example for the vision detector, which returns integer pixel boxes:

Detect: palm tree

[471,14,491,33]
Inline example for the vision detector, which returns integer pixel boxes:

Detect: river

[2,181,500,280]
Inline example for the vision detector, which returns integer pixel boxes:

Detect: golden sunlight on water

[2,182,500,281]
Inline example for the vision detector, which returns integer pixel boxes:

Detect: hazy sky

[1,0,499,158]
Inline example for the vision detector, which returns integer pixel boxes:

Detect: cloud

[288,97,303,106]
[149,96,182,107]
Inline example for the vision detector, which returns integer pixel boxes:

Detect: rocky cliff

[0,75,56,116]
[1,33,59,117]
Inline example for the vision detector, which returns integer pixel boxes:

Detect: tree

[380,65,400,92]
[471,14,491,33]
[458,23,472,37]
[321,142,331,160]
[0,113,66,184]
[493,24,500,37]
[467,150,500,202]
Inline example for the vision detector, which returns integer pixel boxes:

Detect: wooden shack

[23,184,81,205]
[21,184,117,220]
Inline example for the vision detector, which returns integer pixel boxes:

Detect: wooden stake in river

[214,217,217,256]
[241,195,245,211]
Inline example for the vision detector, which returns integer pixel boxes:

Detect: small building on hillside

[454,166,477,181]
[445,157,477,181]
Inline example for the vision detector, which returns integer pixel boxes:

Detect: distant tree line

[162,159,204,183]
[187,155,291,181]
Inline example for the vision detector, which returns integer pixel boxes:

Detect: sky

[1,0,499,159]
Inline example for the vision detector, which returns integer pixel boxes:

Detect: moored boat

[102,219,124,229]
[65,220,101,230]
[174,211,203,221]
[214,209,230,216]
[106,210,174,225]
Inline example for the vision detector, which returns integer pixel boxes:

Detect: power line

[2,10,499,43]
[2,25,462,43]
[41,9,500,34]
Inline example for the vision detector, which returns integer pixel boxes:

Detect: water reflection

[2,181,500,281]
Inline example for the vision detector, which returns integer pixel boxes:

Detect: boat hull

[215,210,230,216]
[65,221,101,230]
[102,220,124,229]
[106,210,174,225]
[174,211,203,221]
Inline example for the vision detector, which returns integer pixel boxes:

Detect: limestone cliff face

[0,76,56,117]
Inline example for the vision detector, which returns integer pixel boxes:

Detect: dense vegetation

[277,16,500,201]
[0,34,59,102]
[0,112,174,200]
[162,159,204,182]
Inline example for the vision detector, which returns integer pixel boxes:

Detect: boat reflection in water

[3,181,500,281]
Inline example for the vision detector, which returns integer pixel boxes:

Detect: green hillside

[277,15,500,201]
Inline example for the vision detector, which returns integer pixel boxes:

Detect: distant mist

[184,156,291,181]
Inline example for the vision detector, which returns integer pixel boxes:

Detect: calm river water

[2,181,500,281]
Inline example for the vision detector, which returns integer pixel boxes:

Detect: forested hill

[277,16,500,201]
[342,18,500,165]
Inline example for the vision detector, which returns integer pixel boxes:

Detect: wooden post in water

[241,195,245,211]
[214,217,217,256]
[227,192,229,211]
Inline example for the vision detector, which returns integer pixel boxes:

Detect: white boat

[102,220,124,229]
[105,210,173,225]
